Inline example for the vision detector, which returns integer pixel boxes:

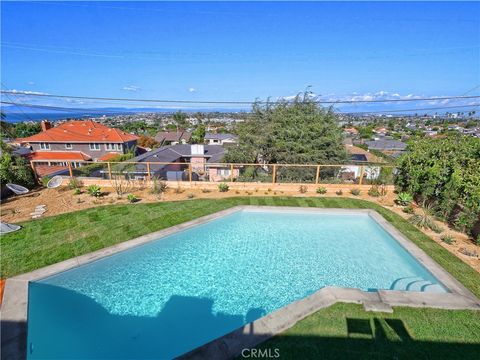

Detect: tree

[137,135,160,149]
[225,92,347,181]
[0,142,36,190]
[190,124,206,144]
[395,135,480,238]
[358,125,374,139]
[13,122,41,138]
[193,112,205,124]
[172,111,188,129]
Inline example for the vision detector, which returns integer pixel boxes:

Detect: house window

[217,168,231,177]
[105,143,123,151]
[40,143,50,150]
[89,143,101,151]
[65,143,73,149]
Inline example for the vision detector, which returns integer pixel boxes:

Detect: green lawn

[256,303,480,359]
[2,196,480,358]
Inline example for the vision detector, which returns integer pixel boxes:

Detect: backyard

[1,196,480,359]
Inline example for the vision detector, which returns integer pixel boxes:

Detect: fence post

[30,161,38,182]
[272,164,277,184]
[359,166,365,185]
[107,162,112,180]
[68,162,73,178]
[188,163,192,183]
[230,164,234,183]
[315,165,320,184]
[146,163,151,182]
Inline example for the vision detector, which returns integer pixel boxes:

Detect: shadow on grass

[254,316,479,360]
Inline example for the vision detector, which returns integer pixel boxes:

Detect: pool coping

[2,205,479,360]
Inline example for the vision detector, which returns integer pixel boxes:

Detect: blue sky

[1,1,479,113]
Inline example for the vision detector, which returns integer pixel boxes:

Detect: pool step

[390,277,443,293]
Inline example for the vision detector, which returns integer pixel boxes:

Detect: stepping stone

[36,205,46,208]
[31,215,42,219]
[30,210,46,215]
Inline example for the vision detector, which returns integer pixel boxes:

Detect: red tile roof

[27,151,91,161]
[98,152,121,161]
[34,165,69,177]
[19,120,139,143]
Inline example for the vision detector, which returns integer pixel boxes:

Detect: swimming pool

[27,208,446,359]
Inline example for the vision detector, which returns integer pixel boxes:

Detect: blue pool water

[27,209,446,359]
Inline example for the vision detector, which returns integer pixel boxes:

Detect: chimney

[191,144,204,155]
[41,120,52,132]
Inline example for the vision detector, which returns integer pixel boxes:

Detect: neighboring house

[345,145,385,163]
[343,127,358,136]
[154,131,191,146]
[126,144,238,181]
[364,139,407,154]
[19,120,138,176]
[204,133,238,146]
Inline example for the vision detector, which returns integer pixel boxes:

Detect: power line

[1,90,479,105]
[2,100,479,116]
[0,83,35,122]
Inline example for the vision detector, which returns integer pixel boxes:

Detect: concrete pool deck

[2,206,480,360]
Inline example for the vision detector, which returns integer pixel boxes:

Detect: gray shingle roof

[131,144,226,164]
[365,140,407,151]
[204,133,237,141]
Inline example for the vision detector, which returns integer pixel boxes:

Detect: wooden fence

[30,160,396,188]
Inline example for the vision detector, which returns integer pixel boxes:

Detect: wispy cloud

[27,81,35,86]
[188,87,196,93]
[5,89,48,95]
[121,85,141,92]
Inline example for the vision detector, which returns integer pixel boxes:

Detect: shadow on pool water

[3,282,478,360]
[26,282,265,359]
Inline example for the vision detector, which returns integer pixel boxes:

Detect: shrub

[41,176,51,187]
[350,188,361,196]
[174,187,184,194]
[73,188,82,195]
[110,175,133,197]
[475,235,480,247]
[201,188,211,193]
[299,185,308,194]
[402,204,414,214]
[459,247,478,258]
[86,185,102,197]
[187,193,195,199]
[378,184,388,197]
[150,179,168,195]
[441,234,455,245]
[396,192,413,206]
[368,185,380,197]
[395,135,480,237]
[68,178,83,190]
[218,183,229,192]
[127,194,138,203]
[316,186,327,194]
[409,202,441,232]
[335,190,343,196]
